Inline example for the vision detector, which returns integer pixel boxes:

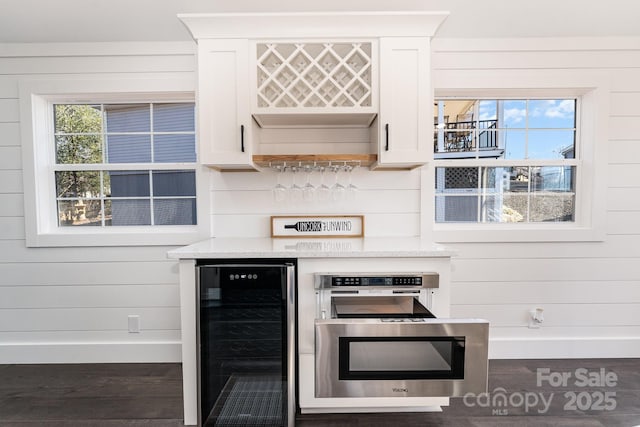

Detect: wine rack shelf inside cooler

[256,42,373,109]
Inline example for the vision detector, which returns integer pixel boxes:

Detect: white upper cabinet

[179,12,448,170]
[375,37,431,168]
[197,39,253,169]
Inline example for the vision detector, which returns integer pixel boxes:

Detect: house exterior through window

[433,99,577,223]
[19,77,206,247]
[53,102,197,227]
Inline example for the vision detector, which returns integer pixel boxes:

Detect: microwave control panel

[315,273,439,289]
[330,276,422,287]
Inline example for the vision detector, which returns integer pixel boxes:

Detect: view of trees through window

[53,102,197,227]
[433,99,577,223]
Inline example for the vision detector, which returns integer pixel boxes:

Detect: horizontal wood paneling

[0,194,23,216]
[0,307,180,332]
[447,234,640,259]
[452,258,640,282]
[0,45,195,363]
[433,50,640,70]
[452,303,640,327]
[0,261,177,286]
[607,211,640,234]
[432,37,640,53]
[608,187,640,210]
[0,329,181,343]
[0,146,21,170]
[0,77,18,98]
[0,170,22,193]
[0,99,18,122]
[0,123,20,146]
[610,91,640,116]
[0,284,179,309]
[452,281,640,304]
[1,38,639,361]
[0,217,25,240]
[210,169,420,191]
[211,189,420,215]
[0,56,195,75]
[212,213,420,238]
[608,163,640,185]
[0,240,177,263]
[610,116,640,140]
[0,41,196,58]
[609,162,640,183]
[610,68,640,92]
[488,325,640,338]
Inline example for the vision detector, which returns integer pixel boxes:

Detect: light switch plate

[128,315,140,333]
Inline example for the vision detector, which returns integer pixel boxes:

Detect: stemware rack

[252,154,377,170]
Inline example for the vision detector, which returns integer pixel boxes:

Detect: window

[54,103,196,227]
[19,77,207,247]
[434,98,577,224]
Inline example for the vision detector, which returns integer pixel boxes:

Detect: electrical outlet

[128,315,140,333]
[528,308,544,329]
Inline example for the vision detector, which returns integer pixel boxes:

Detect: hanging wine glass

[316,166,331,202]
[273,165,287,203]
[331,165,346,202]
[290,166,303,203]
[302,164,315,202]
[346,164,358,201]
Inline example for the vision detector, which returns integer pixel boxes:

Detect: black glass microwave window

[338,336,465,381]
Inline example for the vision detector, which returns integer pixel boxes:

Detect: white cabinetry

[375,37,431,169]
[197,39,253,169]
[180,12,448,171]
[252,41,377,127]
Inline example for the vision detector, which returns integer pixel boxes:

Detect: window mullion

[53,163,195,171]
[149,170,155,226]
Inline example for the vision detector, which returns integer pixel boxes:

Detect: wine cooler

[197,259,296,427]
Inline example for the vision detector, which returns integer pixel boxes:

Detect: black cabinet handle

[385,123,389,151]
[240,124,245,153]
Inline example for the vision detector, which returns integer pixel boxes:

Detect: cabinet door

[377,37,431,168]
[198,39,254,169]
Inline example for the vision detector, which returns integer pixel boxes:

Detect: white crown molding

[178,11,449,40]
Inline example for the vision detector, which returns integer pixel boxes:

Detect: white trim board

[489,337,640,359]
[0,342,181,364]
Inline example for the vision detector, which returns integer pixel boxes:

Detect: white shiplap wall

[209,168,421,237]
[431,37,640,358]
[0,41,421,363]
[0,43,196,363]
[1,37,639,362]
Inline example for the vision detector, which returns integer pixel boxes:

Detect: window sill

[432,223,605,243]
[27,226,205,247]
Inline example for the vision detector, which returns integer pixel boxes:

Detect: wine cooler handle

[240,124,245,153]
[285,264,296,427]
[385,123,389,151]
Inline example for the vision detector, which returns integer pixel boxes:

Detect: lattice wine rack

[256,42,372,109]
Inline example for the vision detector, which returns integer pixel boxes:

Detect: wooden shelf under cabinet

[252,154,377,168]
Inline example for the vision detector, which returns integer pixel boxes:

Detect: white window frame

[423,71,609,243]
[19,77,210,247]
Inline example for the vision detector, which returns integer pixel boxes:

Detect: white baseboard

[0,341,181,364]
[3,337,639,364]
[489,337,640,359]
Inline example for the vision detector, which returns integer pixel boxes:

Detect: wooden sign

[271,215,364,238]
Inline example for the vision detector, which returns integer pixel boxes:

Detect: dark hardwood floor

[0,359,639,426]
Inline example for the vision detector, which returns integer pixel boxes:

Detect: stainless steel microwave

[315,318,489,398]
[314,273,489,399]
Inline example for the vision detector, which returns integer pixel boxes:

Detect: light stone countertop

[167,237,455,259]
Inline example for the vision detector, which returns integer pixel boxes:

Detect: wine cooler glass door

[198,261,295,427]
